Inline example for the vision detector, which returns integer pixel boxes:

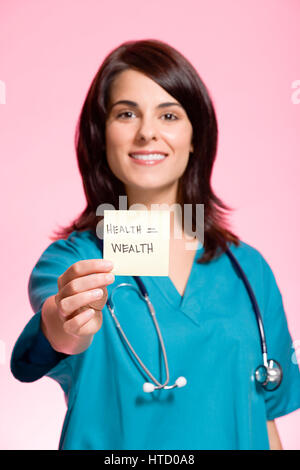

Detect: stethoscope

[98,238,283,393]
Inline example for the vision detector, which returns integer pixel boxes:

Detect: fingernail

[86,308,95,317]
[91,288,103,297]
[105,273,115,282]
[103,260,113,268]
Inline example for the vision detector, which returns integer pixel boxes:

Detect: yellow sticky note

[103,210,170,276]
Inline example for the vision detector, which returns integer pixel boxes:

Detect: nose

[136,115,158,142]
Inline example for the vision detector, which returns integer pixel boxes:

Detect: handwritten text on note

[103,210,170,276]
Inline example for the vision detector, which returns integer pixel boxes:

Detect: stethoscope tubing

[99,238,270,386]
[107,283,170,389]
[224,247,268,365]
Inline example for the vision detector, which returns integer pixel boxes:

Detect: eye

[116,111,135,119]
[162,113,178,121]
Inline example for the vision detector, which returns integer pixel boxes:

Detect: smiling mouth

[128,153,168,161]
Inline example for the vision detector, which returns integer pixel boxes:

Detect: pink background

[1,0,300,450]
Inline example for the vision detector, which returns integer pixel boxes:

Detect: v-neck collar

[150,241,204,316]
[91,227,205,325]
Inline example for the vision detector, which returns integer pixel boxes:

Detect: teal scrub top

[11,229,300,450]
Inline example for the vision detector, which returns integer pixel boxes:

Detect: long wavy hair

[50,38,240,263]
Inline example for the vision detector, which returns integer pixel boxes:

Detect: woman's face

[105,69,194,196]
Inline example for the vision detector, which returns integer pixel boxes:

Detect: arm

[267,420,283,450]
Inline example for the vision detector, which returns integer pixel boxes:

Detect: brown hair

[50,38,240,263]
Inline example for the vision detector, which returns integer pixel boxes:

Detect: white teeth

[130,153,166,161]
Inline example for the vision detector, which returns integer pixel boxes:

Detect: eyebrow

[109,100,183,111]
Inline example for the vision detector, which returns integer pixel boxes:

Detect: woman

[11,39,300,450]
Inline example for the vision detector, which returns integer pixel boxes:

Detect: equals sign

[147,227,158,233]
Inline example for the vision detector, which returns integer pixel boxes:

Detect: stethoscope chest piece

[255,359,283,391]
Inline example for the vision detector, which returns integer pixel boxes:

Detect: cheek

[105,126,125,151]
[105,127,127,168]
[106,154,127,185]
[163,124,192,149]
[105,128,130,182]
[175,155,190,177]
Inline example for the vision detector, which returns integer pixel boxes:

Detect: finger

[58,271,115,302]
[87,287,109,311]
[57,258,114,290]
[63,308,103,337]
[58,288,106,318]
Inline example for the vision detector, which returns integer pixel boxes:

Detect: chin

[130,181,167,190]
[127,177,175,193]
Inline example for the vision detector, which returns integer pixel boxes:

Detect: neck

[125,182,179,211]
[125,182,195,243]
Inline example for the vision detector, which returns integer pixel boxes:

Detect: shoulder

[67,229,101,256]
[226,238,283,310]
[227,239,274,276]
[41,229,102,260]
[28,229,102,312]
[29,229,102,287]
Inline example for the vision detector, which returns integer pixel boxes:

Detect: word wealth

[110,242,154,254]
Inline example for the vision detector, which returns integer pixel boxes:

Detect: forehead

[109,69,175,101]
